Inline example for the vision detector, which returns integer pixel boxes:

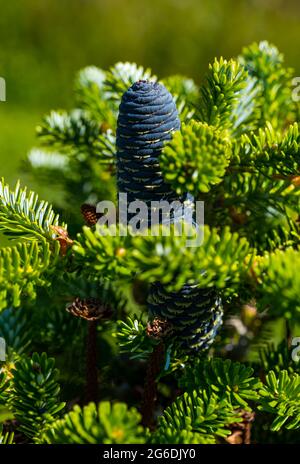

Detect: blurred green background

[1,0,300,190]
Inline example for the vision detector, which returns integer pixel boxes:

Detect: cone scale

[116,80,223,352]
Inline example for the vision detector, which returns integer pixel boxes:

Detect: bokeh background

[1,0,300,191]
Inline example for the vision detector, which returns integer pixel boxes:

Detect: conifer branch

[73,224,253,293]
[0,178,62,241]
[0,240,60,311]
[198,58,248,131]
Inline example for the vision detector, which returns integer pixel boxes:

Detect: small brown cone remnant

[66,297,112,321]
[80,203,101,226]
[226,409,255,444]
[141,318,173,429]
[66,297,113,404]
[146,317,173,340]
[50,225,74,256]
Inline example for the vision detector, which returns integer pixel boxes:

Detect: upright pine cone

[116,80,223,352]
[117,80,180,205]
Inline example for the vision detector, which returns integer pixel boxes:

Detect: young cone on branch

[116,80,223,353]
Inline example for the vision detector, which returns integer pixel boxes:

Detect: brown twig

[286,319,292,349]
[140,318,173,428]
[85,320,98,404]
[141,341,165,429]
[66,297,113,405]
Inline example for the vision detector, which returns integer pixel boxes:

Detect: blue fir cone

[148,283,222,352]
[117,80,180,205]
[116,80,223,352]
